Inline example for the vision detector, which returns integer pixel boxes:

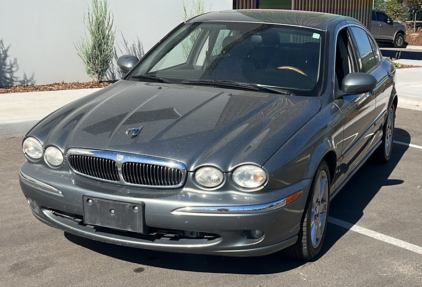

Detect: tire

[289,160,330,261]
[374,105,396,164]
[393,33,405,48]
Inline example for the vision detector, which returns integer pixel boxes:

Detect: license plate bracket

[83,196,146,234]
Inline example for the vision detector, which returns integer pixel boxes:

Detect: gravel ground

[0,81,115,94]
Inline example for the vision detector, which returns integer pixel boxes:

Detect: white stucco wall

[0,0,232,85]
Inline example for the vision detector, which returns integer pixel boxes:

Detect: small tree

[0,39,35,87]
[385,0,408,21]
[405,0,422,32]
[374,0,386,10]
[76,0,115,82]
[0,39,18,87]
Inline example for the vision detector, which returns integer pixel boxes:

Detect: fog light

[246,229,264,239]
[27,197,39,213]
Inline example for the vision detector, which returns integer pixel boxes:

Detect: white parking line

[328,217,422,256]
[394,141,422,150]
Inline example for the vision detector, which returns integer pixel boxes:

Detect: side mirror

[117,55,139,74]
[341,73,377,95]
[386,18,393,24]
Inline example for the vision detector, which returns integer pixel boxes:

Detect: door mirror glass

[386,18,393,24]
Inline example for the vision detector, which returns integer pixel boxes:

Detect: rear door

[348,26,387,159]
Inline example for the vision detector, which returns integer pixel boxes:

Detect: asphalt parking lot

[1,107,421,287]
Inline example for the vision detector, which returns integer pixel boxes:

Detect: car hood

[30,80,321,171]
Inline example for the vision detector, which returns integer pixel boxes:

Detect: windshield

[130,22,324,96]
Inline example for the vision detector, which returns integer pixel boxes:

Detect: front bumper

[19,162,312,257]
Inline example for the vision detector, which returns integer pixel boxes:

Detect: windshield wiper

[130,74,173,83]
[252,84,291,95]
[182,80,291,95]
[182,79,260,91]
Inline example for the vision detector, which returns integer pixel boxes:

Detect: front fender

[263,101,343,190]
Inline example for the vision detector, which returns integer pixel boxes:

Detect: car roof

[188,9,356,31]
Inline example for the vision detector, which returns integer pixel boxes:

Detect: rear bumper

[20,163,312,257]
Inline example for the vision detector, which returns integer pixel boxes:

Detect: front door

[377,12,395,40]
[333,27,377,186]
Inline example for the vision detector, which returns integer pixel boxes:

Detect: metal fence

[233,0,372,29]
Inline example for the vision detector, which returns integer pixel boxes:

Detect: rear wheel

[393,33,405,48]
[290,160,330,260]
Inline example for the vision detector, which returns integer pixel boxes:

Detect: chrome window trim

[171,198,287,216]
[66,148,187,189]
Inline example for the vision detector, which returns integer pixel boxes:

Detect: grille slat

[68,155,119,182]
[121,162,183,187]
[68,153,184,187]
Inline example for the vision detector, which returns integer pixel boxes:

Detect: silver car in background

[371,10,406,48]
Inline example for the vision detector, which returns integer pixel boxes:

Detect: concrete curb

[397,94,422,111]
[0,120,39,139]
[0,88,101,139]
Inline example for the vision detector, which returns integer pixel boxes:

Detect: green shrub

[76,0,115,82]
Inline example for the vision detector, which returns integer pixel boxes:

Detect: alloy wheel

[385,107,394,157]
[310,170,329,248]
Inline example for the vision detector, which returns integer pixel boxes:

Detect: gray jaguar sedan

[20,10,397,260]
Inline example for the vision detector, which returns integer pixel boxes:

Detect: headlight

[232,165,267,189]
[22,137,43,160]
[195,167,224,188]
[44,146,64,167]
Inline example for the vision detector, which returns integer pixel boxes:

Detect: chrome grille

[67,149,186,188]
[68,155,119,181]
[122,163,183,186]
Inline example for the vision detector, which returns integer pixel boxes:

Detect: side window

[368,36,381,63]
[195,37,209,67]
[150,28,204,72]
[349,27,378,73]
[335,28,355,89]
[211,29,231,56]
[372,11,378,21]
[378,13,389,23]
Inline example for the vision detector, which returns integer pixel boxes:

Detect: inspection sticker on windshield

[312,33,320,39]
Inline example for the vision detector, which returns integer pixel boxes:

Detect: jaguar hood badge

[126,126,143,138]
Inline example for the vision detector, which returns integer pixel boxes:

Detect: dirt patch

[0,81,115,94]
[395,64,422,68]
[406,26,422,46]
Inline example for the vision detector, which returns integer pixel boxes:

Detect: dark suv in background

[371,10,406,47]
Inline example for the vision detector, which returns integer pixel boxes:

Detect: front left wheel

[374,105,396,164]
[289,160,330,260]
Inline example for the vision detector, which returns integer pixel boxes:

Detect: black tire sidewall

[301,160,331,260]
[382,106,395,162]
[394,33,404,48]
